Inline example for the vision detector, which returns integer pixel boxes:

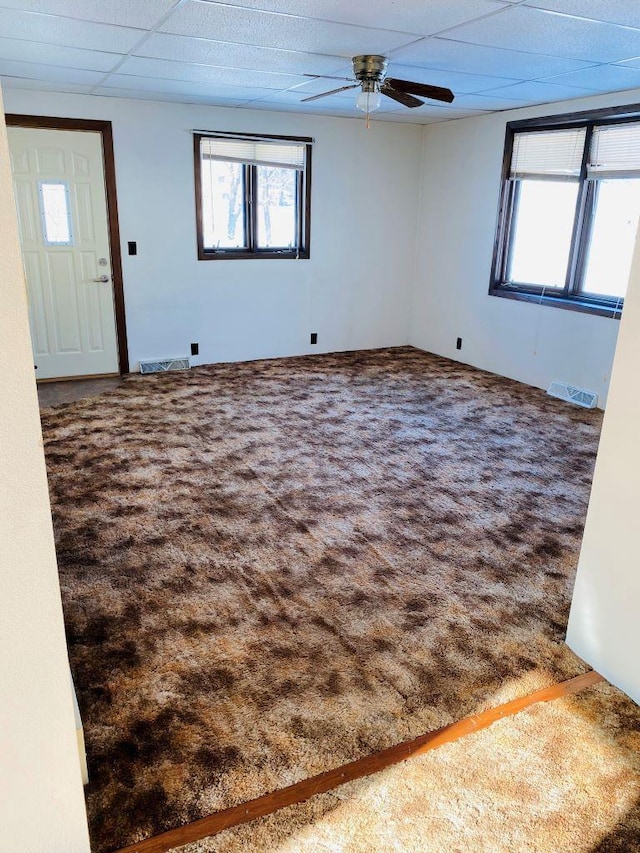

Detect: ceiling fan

[301,55,455,117]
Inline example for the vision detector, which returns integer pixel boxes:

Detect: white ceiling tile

[117,56,307,89]
[487,80,600,102]
[100,73,273,100]
[160,1,421,55]
[375,105,488,121]
[93,86,257,108]
[0,36,122,71]
[441,5,640,63]
[195,0,509,37]
[238,99,363,117]
[523,0,640,29]
[373,112,448,123]
[0,0,178,29]
[0,8,143,52]
[616,56,640,71]
[0,59,104,84]
[1,75,93,93]
[387,63,518,94]
[452,92,535,109]
[136,33,347,76]
[390,36,594,78]
[539,64,640,92]
[0,0,638,122]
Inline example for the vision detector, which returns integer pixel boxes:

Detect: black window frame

[194,131,312,261]
[489,101,640,319]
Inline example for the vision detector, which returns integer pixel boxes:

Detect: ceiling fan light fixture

[356,88,382,113]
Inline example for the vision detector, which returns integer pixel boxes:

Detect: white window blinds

[200,135,306,170]
[588,121,640,178]
[510,127,586,180]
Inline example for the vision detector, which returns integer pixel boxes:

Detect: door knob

[92,274,110,282]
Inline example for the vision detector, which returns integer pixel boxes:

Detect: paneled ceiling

[2,0,640,123]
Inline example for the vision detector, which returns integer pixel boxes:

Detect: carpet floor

[40,347,603,852]
[175,680,640,853]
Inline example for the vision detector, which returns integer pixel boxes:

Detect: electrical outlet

[128,241,137,255]
[310,333,318,345]
[456,337,462,350]
[190,342,199,356]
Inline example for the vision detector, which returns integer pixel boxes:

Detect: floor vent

[547,381,598,409]
[139,357,190,374]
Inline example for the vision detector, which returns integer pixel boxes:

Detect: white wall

[0,85,90,853]
[3,89,422,371]
[566,221,640,704]
[409,89,640,407]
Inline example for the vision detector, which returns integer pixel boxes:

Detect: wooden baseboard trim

[37,372,120,384]
[115,670,602,853]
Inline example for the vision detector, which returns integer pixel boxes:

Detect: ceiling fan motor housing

[352,55,389,87]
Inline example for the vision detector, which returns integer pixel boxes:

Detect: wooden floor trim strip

[116,670,603,853]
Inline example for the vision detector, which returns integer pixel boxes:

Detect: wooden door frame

[5,114,130,375]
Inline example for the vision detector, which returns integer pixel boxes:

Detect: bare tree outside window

[257,166,296,248]
[195,133,311,260]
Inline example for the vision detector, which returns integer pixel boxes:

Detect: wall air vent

[139,357,190,374]
[547,381,598,409]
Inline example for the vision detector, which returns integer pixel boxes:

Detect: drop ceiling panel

[0,59,104,84]
[0,0,639,123]
[375,105,488,121]
[100,73,271,101]
[390,37,594,78]
[0,0,178,29]
[1,75,93,93]
[159,1,422,55]
[118,56,307,89]
[488,80,599,102]
[523,0,640,29]
[0,7,143,52]
[540,64,640,92]
[452,92,534,110]
[93,85,251,107]
[0,36,122,71]
[241,99,364,117]
[196,0,510,37]
[441,5,640,63]
[136,33,347,76]
[616,57,640,71]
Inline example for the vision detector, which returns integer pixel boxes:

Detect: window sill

[198,249,309,261]
[489,286,622,319]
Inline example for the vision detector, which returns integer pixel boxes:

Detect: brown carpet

[40,347,603,852]
[175,680,640,853]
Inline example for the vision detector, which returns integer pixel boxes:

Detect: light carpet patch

[177,681,640,853]
[40,347,603,852]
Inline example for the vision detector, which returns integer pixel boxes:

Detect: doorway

[6,115,128,379]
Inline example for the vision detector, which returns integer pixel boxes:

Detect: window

[38,180,73,245]
[490,106,640,316]
[194,132,312,260]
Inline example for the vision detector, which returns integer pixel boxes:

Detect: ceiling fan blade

[385,77,455,103]
[381,85,423,109]
[303,73,355,81]
[301,84,359,103]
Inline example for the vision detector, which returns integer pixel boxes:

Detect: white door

[8,127,119,380]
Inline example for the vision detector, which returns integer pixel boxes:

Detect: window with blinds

[588,121,640,178]
[510,128,586,180]
[490,107,640,315]
[200,136,307,170]
[194,132,312,260]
